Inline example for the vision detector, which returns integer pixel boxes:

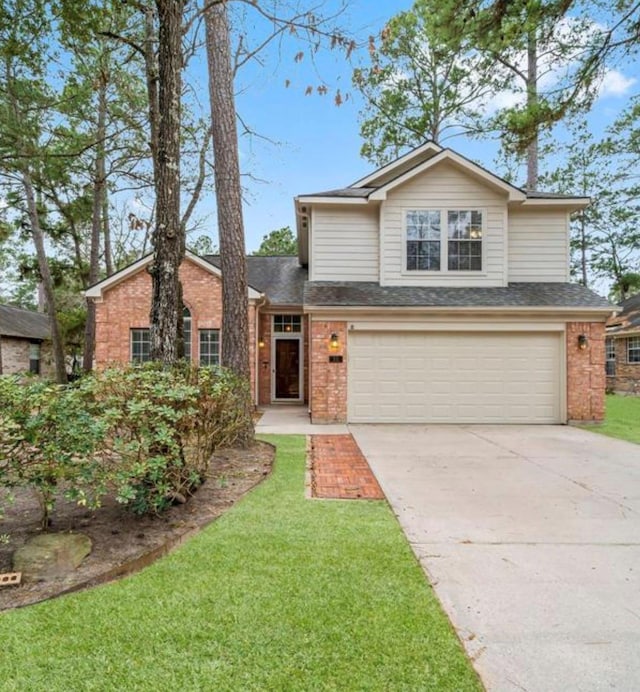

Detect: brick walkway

[310,434,385,500]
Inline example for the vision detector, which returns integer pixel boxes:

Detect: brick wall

[566,322,606,422]
[607,336,640,394]
[0,337,54,378]
[310,320,347,423]
[94,258,257,402]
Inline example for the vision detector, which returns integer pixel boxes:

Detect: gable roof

[607,293,640,336]
[0,304,50,340]
[86,251,264,301]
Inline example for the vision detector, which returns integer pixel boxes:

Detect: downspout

[254,294,267,406]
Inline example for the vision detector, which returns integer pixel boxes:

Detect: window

[606,337,616,376]
[183,306,191,361]
[131,328,151,363]
[447,210,483,271]
[29,341,41,375]
[273,315,302,333]
[627,336,640,364]
[199,329,220,367]
[406,210,441,271]
[406,209,483,272]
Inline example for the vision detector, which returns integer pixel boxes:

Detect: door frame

[271,334,304,403]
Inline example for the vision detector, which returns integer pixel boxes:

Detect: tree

[205,0,253,444]
[353,0,502,164]
[254,226,297,255]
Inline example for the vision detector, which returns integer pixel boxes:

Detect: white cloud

[599,69,636,98]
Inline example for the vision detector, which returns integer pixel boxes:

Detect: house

[605,294,640,394]
[0,303,53,377]
[86,141,612,424]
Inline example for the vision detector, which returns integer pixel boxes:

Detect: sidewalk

[255,405,349,435]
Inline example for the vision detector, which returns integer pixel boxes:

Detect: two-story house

[87,142,612,424]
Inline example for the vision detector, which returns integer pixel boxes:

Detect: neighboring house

[86,141,612,424]
[0,303,53,377]
[605,294,640,394]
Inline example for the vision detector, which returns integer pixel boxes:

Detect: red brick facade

[309,320,347,423]
[94,258,257,402]
[606,335,640,395]
[566,322,606,422]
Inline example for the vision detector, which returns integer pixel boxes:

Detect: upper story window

[273,315,302,333]
[606,337,616,376]
[627,336,640,364]
[406,209,483,272]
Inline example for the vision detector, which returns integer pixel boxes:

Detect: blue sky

[188,0,638,253]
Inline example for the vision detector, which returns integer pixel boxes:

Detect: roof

[0,304,50,340]
[607,293,640,336]
[205,255,307,305]
[304,282,613,310]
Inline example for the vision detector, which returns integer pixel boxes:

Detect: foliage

[253,226,297,255]
[0,436,481,690]
[0,377,108,528]
[0,364,254,524]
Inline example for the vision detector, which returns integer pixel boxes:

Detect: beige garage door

[348,331,562,423]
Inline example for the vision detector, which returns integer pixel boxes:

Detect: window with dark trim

[273,315,302,333]
[627,336,640,363]
[131,328,151,363]
[199,329,220,367]
[29,341,41,374]
[183,306,192,361]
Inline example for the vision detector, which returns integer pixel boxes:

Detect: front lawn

[0,435,480,691]
[583,394,640,444]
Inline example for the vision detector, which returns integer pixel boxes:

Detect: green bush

[0,377,108,528]
[0,364,254,525]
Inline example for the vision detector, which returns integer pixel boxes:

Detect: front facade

[0,304,53,377]
[88,141,612,424]
[605,295,640,394]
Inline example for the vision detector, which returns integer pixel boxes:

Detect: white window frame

[199,329,220,367]
[130,328,151,363]
[627,336,640,364]
[403,208,486,274]
[605,337,616,376]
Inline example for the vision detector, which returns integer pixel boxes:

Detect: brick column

[566,322,606,422]
[310,320,347,423]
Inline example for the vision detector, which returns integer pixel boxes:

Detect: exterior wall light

[258,337,265,349]
[578,334,588,350]
[329,332,339,350]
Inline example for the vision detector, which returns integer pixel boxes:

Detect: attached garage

[347,330,564,424]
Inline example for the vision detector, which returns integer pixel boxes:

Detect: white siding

[381,161,507,286]
[310,205,379,281]
[508,208,570,282]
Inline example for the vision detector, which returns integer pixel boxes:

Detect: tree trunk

[103,193,113,276]
[0,334,4,375]
[83,69,108,372]
[22,169,67,384]
[149,0,185,364]
[526,28,538,191]
[579,212,588,286]
[205,0,253,445]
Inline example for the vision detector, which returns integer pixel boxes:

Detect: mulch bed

[0,441,274,611]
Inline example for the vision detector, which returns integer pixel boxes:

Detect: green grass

[583,394,640,444]
[0,435,480,691]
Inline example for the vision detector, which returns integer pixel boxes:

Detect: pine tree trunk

[22,170,67,384]
[149,0,185,365]
[83,71,107,372]
[526,28,538,192]
[103,194,113,276]
[205,0,254,445]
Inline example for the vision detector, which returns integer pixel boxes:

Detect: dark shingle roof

[304,282,612,309]
[205,255,307,305]
[607,293,640,335]
[297,187,375,199]
[0,304,50,339]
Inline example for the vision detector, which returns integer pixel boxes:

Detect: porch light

[258,336,265,349]
[578,334,588,350]
[329,332,339,350]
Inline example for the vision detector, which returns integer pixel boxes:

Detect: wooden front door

[274,338,301,400]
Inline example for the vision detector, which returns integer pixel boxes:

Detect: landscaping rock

[13,533,92,582]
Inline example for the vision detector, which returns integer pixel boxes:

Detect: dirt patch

[0,441,274,611]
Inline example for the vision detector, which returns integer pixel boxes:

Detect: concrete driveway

[350,424,640,692]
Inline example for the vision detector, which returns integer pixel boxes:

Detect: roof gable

[350,141,443,188]
[86,251,263,300]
